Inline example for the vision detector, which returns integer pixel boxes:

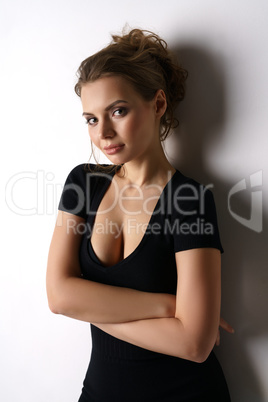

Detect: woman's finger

[219,317,235,334]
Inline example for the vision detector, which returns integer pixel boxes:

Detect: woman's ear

[154,89,167,118]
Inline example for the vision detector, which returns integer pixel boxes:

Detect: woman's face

[80,75,162,165]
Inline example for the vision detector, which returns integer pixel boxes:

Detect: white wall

[1,0,267,401]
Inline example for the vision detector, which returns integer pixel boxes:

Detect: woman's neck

[117,146,176,188]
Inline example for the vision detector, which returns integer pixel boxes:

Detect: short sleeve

[58,164,87,219]
[172,182,224,254]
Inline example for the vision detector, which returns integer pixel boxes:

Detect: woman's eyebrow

[82,100,128,116]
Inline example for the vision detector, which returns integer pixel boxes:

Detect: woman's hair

[75,28,188,172]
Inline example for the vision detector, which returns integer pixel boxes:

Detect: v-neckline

[87,168,179,269]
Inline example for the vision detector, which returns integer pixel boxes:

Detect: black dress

[58,163,231,402]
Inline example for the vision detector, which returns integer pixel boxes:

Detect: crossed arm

[46,211,233,363]
[91,249,226,362]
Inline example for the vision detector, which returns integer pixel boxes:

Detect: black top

[58,163,230,402]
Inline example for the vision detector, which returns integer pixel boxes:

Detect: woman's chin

[106,155,129,166]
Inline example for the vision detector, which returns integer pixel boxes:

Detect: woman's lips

[104,144,125,155]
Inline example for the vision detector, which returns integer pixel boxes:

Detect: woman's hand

[215,317,234,346]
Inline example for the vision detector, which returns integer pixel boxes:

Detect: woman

[46,28,233,401]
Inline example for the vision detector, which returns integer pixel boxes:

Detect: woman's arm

[46,211,176,323]
[92,248,222,363]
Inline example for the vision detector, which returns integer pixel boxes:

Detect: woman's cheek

[126,109,149,134]
[89,132,100,148]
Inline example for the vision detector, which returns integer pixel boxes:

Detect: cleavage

[90,180,162,267]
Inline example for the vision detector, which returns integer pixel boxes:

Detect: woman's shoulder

[170,170,224,254]
[170,169,217,218]
[58,163,117,218]
[173,169,210,193]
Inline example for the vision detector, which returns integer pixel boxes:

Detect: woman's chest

[80,222,177,294]
[90,182,164,267]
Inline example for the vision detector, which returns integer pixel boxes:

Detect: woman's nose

[98,119,115,139]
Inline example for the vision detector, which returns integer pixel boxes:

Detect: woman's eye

[113,108,127,117]
[85,117,97,125]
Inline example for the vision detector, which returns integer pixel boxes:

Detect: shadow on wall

[165,44,268,402]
